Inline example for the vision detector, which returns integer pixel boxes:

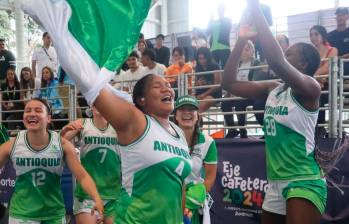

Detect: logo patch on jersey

[265,106,288,116]
[16,157,61,167]
[153,140,191,159]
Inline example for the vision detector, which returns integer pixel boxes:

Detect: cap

[335,7,348,15]
[185,183,206,210]
[175,95,199,110]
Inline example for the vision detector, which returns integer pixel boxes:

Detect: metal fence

[1,56,347,138]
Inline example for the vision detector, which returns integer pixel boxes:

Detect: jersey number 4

[32,171,46,186]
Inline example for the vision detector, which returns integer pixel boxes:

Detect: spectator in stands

[207,3,232,68]
[39,66,66,129]
[137,40,147,57]
[166,47,193,98]
[253,34,290,129]
[154,34,171,67]
[141,48,166,77]
[139,33,153,49]
[192,28,209,50]
[117,51,146,93]
[328,7,349,75]
[1,68,24,130]
[0,38,16,84]
[276,34,290,52]
[32,32,59,79]
[19,67,40,102]
[310,25,338,137]
[221,41,260,138]
[195,47,222,113]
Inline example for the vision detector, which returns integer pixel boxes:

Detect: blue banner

[211,138,349,224]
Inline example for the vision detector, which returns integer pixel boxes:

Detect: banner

[211,138,349,224]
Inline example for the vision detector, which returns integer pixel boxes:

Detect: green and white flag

[20,0,151,104]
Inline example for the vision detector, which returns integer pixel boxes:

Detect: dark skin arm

[94,88,146,145]
[248,0,321,110]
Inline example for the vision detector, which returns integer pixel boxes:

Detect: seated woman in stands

[1,68,24,130]
[19,67,40,102]
[222,1,326,223]
[195,47,222,113]
[309,25,338,137]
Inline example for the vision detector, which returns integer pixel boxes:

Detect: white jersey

[75,118,121,200]
[186,132,217,185]
[9,130,65,220]
[116,115,192,224]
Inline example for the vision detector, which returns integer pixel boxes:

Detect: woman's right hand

[61,120,83,137]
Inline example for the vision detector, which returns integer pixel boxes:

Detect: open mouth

[161,95,173,104]
[27,118,39,125]
[181,115,193,121]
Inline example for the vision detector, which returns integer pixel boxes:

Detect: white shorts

[262,181,289,215]
[73,197,114,217]
[9,216,65,224]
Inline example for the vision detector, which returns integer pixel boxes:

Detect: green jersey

[264,85,322,181]
[116,115,192,224]
[9,130,65,220]
[75,118,121,200]
[186,132,217,185]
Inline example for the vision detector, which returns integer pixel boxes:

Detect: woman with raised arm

[0,98,103,223]
[222,1,326,224]
[61,106,121,224]
[63,73,192,223]
[174,95,217,224]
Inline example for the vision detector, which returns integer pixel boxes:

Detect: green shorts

[262,179,327,215]
[73,197,117,218]
[9,216,65,224]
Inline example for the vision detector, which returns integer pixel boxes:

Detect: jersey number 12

[32,171,46,186]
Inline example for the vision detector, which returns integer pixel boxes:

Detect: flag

[20,0,151,94]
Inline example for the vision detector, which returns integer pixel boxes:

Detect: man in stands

[32,32,59,79]
[141,48,166,77]
[0,38,16,84]
[328,7,349,75]
[154,34,170,67]
[116,51,145,93]
[207,3,232,69]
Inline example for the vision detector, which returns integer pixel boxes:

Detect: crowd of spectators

[0,7,348,138]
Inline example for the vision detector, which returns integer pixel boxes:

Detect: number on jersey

[265,117,277,136]
[32,171,46,186]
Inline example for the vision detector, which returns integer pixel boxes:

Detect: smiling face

[23,100,51,131]
[175,105,199,130]
[138,75,175,117]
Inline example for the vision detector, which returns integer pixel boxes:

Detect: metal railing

[2,57,347,138]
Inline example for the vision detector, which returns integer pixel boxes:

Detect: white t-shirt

[142,63,166,77]
[237,61,252,81]
[32,46,59,79]
[115,66,146,92]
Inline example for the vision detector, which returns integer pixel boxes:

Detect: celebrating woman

[61,106,121,224]
[0,98,104,223]
[222,1,326,223]
[174,95,217,224]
